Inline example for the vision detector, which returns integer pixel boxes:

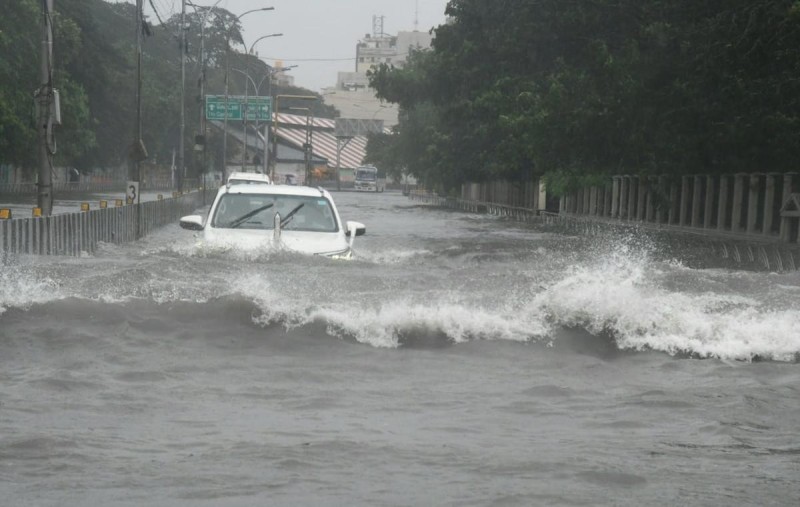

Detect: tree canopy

[368,0,800,194]
[0,0,335,178]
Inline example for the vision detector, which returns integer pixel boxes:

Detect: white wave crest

[313,300,551,348]
[532,247,800,362]
[0,267,64,317]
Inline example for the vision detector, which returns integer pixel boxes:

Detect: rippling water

[1,192,798,506]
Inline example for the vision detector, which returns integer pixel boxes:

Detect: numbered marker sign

[126,181,139,204]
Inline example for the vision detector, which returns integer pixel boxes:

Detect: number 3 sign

[126,181,139,204]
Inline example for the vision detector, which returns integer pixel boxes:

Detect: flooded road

[1,192,798,506]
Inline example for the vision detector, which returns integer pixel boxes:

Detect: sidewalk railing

[0,188,216,256]
[0,179,202,195]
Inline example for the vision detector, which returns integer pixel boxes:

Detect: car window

[212,194,338,232]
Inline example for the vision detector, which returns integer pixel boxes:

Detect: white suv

[180,184,365,258]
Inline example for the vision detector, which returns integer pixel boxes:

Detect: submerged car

[179,183,365,258]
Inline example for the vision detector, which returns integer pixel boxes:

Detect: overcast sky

[125,0,450,92]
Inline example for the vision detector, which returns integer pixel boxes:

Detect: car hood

[203,227,349,256]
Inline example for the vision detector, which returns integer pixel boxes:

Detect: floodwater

[1,192,798,506]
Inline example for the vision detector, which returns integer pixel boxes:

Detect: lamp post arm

[248,33,283,55]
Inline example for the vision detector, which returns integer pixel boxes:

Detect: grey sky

[130,0,451,92]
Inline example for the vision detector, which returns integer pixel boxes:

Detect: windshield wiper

[227,203,274,229]
[280,203,305,228]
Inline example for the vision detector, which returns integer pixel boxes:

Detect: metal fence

[409,188,800,271]
[0,188,216,256]
[559,173,800,244]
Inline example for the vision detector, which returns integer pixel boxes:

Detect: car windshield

[356,170,377,181]
[212,193,338,232]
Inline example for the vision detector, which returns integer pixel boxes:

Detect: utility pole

[36,0,57,216]
[131,0,147,239]
[178,0,186,192]
[199,7,207,200]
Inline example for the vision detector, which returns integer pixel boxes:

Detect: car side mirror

[345,221,366,237]
[179,215,204,231]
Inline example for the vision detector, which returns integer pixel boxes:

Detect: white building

[322,16,433,128]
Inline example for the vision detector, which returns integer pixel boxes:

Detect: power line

[147,0,168,26]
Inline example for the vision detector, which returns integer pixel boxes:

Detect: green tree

[368,0,800,195]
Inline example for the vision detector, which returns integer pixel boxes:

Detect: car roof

[221,184,332,199]
[227,172,271,183]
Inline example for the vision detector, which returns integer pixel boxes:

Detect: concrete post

[583,186,591,215]
[538,180,547,212]
[747,174,761,234]
[645,177,655,222]
[704,176,715,228]
[619,177,629,219]
[680,176,691,226]
[691,175,703,227]
[604,183,612,217]
[668,180,679,225]
[655,176,667,224]
[637,177,646,220]
[717,175,729,231]
[763,174,777,236]
[611,176,621,218]
[599,186,606,216]
[589,187,598,216]
[779,173,796,240]
[627,177,637,220]
[732,174,745,232]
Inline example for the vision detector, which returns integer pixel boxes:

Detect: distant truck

[353,165,386,192]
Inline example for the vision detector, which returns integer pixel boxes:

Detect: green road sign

[205,95,272,121]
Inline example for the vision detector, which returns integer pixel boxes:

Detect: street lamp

[241,33,282,172]
[222,7,274,183]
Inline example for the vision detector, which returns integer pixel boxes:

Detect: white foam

[357,248,433,265]
[239,269,551,348]
[313,299,550,348]
[0,267,64,317]
[531,246,800,362]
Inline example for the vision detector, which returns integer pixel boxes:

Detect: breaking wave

[2,239,799,362]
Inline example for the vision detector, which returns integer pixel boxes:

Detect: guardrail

[408,190,541,220]
[0,188,216,256]
[0,179,202,195]
[560,173,800,244]
[409,190,800,271]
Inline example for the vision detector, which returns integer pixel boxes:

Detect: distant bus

[353,165,386,192]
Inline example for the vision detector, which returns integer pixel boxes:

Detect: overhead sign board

[205,95,272,121]
[335,118,384,138]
